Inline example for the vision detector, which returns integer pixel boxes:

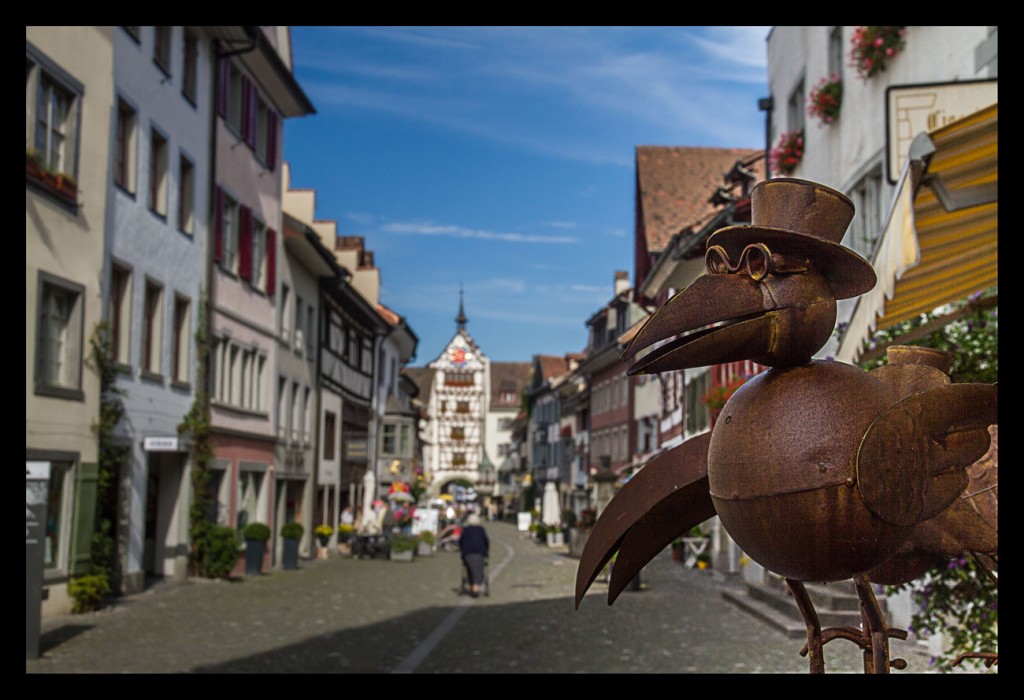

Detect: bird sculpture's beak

[623,273,782,373]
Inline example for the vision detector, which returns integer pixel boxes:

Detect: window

[452,452,466,466]
[294,296,303,351]
[280,285,291,341]
[211,337,265,411]
[456,401,470,414]
[306,305,315,356]
[115,99,137,192]
[847,166,884,260]
[149,128,168,216]
[277,377,288,439]
[347,330,359,366]
[254,96,269,163]
[172,296,190,383]
[203,466,228,525]
[236,469,264,531]
[44,461,72,569]
[498,417,513,431]
[142,280,163,376]
[498,443,509,457]
[219,191,239,274]
[382,424,397,455]
[251,216,267,289]
[303,388,312,444]
[788,77,806,133]
[686,372,710,435]
[399,425,409,455]
[36,273,84,394]
[324,411,337,460]
[828,26,844,80]
[361,338,373,374]
[108,263,132,366]
[291,381,301,443]
[182,29,198,104]
[451,426,465,441]
[178,155,194,234]
[153,26,172,75]
[27,45,82,198]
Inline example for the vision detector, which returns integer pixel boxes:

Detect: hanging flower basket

[769,129,804,177]
[807,74,843,126]
[850,26,906,80]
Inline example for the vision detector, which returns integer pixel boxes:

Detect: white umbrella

[388,491,416,503]
[542,481,561,526]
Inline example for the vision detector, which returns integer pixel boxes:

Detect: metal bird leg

[787,579,825,674]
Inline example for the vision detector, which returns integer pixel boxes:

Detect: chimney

[614,270,630,296]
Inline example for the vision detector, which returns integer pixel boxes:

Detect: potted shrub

[671,538,686,563]
[68,573,111,613]
[545,523,564,548]
[568,507,596,559]
[314,524,333,559]
[242,522,271,576]
[417,530,436,556]
[280,521,303,571]
[389,533,418,562]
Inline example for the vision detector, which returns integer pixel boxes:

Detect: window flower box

[807,74,842,126]
[769,129,804,177]
[850,26,906,80]
[27,151,78,204]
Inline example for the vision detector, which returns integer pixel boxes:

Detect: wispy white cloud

[382,221,578,244]
[344,211,377,225]
[488,278,526,293]
[548,221,579,229]
[570,284,605,293]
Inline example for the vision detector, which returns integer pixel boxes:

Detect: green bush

[242,522,271,541]
[280,521,303,539]
[390,534,419,553]
[199,525,240,579]
[418,530,436,545]
[68,573,111,613]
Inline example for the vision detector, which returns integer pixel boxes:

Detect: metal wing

[857,383,998,528]
[574,432,716,609]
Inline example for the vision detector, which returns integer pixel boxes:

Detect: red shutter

[238,206,253,282]
[213,186,224,263]
[266,228,276,296]
[217,54,228,119]
[266,110,278,171]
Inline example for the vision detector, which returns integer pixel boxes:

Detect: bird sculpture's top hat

[707,178,877,299]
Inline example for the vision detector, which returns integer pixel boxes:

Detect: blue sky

[284,26,771,364]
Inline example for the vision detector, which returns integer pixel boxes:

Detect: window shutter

[242,77,256,148]
[266,110,278,171]
[239,206,253,282]
[217,54,228,119]
[266,228,276,296]
[213,186,224,263]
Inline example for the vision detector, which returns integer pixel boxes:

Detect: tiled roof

[536,354,569,383]
[490,362,532,408]
[402,367,436,404]
[376,303,401,326]
[636,146,763,253]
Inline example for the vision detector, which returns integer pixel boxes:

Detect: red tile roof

[636,146,763,253]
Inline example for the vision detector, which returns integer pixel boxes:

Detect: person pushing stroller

[460,513,489,597]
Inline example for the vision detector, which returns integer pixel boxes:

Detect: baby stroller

[460,556,489,597]
[437,523,462,553]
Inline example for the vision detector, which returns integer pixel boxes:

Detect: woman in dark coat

[459,513,489,597]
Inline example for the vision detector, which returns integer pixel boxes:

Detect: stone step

[726,579,887,634]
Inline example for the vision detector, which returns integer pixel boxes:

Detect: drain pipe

[758,96,774,178]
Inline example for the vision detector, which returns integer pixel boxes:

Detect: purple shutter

[238,206,253,282]
[266,110,278,171]
[217,54,229,119]
[213,186,224,262]
[266,228,276,295]
[242,77,256,148]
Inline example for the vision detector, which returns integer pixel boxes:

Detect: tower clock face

[450,347,467,366]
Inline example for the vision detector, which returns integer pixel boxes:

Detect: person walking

[459,513,489,597]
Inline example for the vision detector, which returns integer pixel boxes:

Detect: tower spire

[456,285,467,332]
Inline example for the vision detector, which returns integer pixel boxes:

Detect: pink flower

[885,47,894,56]
[874,37,884,47]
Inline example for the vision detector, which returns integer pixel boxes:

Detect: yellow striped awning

[836,103,997,363]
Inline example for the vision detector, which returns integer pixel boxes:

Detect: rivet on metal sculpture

[574,178,998,674]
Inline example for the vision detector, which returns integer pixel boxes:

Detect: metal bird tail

[575,431,716,609]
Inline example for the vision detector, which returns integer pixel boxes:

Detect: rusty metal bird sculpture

[574,178,998,674]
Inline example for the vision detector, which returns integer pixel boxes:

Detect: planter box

[282,537,300,570]
[390,549,414,562]
[568,528,590,559]
[546,531,564,547]
[417,542,434,557]
[245,539,266,576]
